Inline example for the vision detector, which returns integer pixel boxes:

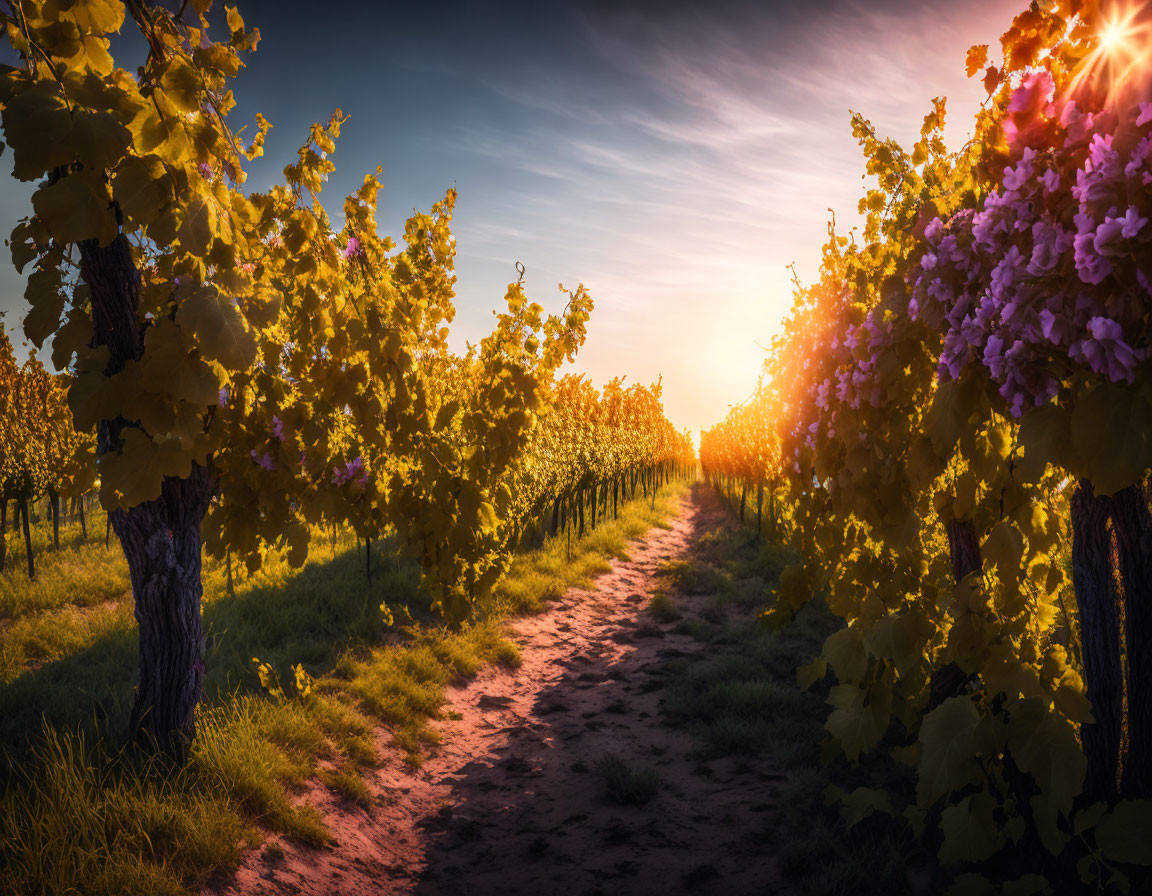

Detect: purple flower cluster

[777,91,1151,482]
[786,304,902,476]
[909,96,1151,416]
[250,449,276,471]
[343,236,363,260]
[332,456,368,489]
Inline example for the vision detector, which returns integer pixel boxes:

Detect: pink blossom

[343,236,363,259]
[1125,136,1152,182]
[1060,101,1096,145]
[1028,220,1063,274]
[910,101,1148,412]
[1094,207,1147,256]
[815,380,831,410]
[1008,72,1054,116]
[1002,151,1035,192]
[1039,309,1068,345]
[1087,134,1115,172]
[1070,317,1144,383]
[1120,206,1148,239]
[1074,231,1113,284]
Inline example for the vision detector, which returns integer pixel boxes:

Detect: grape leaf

[1094,800,1152,866]
[965,45,989,78]
[826,682,891,762]
[1070,383,1152,496]
[31,169,117,245]
[1,81,74,180]
[71,110,132,170]
[101,428,192,509]
[176,286,257,371]
[917,697,984,806]
[112,154,173,228]
[939,793,1004,864]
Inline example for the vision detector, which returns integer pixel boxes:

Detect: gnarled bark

[20,497,33,580]
[48,487,59,550]
[112,463,216,759]
[1071,480,1123,802]
[80,233,218,760]
[79,235,144,375]
[929,516,982,710]
[946,516,982,584]
[1110,481,1152,798]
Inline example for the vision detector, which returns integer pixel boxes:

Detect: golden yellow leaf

[31,169,117,245]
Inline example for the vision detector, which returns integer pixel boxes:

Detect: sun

[1098,20,1128,50]
[1062,1,1152,109]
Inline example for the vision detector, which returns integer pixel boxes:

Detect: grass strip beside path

[0,482,687,896]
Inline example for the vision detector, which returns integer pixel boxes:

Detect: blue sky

[0,0,1023,432]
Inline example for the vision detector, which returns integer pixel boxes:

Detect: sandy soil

[207,488,785,896]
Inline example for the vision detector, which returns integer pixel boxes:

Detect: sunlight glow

[1099,20,1129,50]
[1066,2,1152,108]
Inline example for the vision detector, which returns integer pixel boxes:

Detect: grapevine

[702,2,1152,888]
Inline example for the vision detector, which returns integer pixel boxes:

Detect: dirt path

[209,488,784,895]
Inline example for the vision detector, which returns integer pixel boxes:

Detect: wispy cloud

[0,0,1024,433]
[433,0,1020,430]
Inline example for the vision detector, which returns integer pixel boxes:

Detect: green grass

[0,506,133,684]
[2,726,255,896]
[648,590,681,623]
[319,762,373,807]
[661,486,942,895]
[655,557,731,595]
[593,754,663,806]
[0,532,127,619]
[0,480,688,896]
[492,490,680,617]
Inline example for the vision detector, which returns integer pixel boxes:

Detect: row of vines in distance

[0,326,96,578]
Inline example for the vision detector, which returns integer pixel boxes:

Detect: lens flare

[1065,1,1152,109]
[1099,21,1127,49]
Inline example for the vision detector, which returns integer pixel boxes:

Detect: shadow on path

[408,485,786,895]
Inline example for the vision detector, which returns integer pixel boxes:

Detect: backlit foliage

[703,1,1152,889]
[0,0,691,615]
